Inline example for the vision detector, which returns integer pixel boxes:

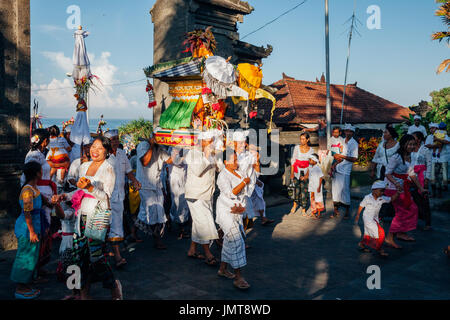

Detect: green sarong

[10,236,40,284]
[159,99,198,129]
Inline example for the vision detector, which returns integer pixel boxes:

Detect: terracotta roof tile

[257,75,412,126]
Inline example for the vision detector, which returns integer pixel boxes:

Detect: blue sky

[31,0,449,120]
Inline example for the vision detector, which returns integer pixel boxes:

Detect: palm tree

[432,0,450,73]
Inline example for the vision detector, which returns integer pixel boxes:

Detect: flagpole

[325,0,331,140]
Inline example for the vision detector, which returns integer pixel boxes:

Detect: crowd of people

[288,116,448,258]
[9,114,449,299]
[10,125,276,299]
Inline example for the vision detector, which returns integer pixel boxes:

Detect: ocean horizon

[40,117,147,133]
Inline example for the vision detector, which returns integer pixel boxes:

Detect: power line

[241,0,309,40]
[340,0,359,124]
[31,78,147,92]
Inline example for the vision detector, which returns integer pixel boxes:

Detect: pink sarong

[385,189,418,233]
[414,164,426,188]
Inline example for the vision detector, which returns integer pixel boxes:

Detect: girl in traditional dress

[384,134,426,249]
[308,154,324,219]
[12,162,44,299]
[22,128,57,281]
[290,132,314,215]
[216,150,250,290]
[411,131,432,230]
[168,147,191,239]
[65,136,122,300]
[370,126,399,180]
[354,180,399,257]
[46,125,72,184]
[11,161,62,299]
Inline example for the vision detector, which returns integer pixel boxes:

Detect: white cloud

[33,51,148,118]
[37,24,66,33]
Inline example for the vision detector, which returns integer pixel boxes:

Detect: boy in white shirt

[328,127,344,178]
[308,154,324,219]
[354,181,399,257]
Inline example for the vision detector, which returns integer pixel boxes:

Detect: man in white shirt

[105,130,141,267]
[185,130,221,265]
[331,123,359,219]
[135,133,172,249]
[425,123,449,197]
[232,130,257,230]
[407,115,427,137]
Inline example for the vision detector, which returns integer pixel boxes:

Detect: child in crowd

[216,150,250,290]
[308,154,324,219]
[248,144,274,226]
[46,125,72,183]
[328,126,344,178]
[433,122,447,158]
[354,180,399,257]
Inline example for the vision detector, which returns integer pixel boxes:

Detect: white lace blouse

[372,141,399,178]
[384,153,416,190]
[78,160,116,215]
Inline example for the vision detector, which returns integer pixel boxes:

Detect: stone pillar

[0,0,31,251]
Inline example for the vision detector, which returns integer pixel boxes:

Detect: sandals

[358,243,370,253]
[204,256,218,266]
[385,241,402,249]
[233,279,250,290]
[261,219,274,226]
[115,258,127,268]
[218,270,236,279]
[15,289,40,300]
[187,252,205,260]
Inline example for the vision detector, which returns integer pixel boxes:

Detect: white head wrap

[342,123,356,132]
[104,129,119,138]
[429,122,438,129]
[232,130,249,142]
[309,154,319,163]
[371,180,386,190]
[198,130,215,140]
[413,115,421,120]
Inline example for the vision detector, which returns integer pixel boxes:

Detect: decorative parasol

[30,99,43,138]
[70,25,98,146]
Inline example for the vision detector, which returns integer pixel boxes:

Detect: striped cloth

[152,61,201,78]
[221,223,246,269]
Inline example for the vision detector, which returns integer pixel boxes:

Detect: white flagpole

[325,0,331,141]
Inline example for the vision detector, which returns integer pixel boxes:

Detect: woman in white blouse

[67,136,121,300]
[411,131,432,230]
[370,126,399,180]
[290,133,314,215]
[384,134,426,249]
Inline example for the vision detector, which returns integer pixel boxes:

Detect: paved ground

[0,188,449,300]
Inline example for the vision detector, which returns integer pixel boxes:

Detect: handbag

[84,195,112,242]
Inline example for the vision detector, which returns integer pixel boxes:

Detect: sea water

[40,118,134,132]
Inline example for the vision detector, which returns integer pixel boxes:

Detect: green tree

[118,118,153,147]
[432,0,450,73]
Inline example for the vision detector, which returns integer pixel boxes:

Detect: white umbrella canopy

[70,26,93,146]
[202,56,248,99]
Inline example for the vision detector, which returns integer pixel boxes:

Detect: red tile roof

[258,73,412,126]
